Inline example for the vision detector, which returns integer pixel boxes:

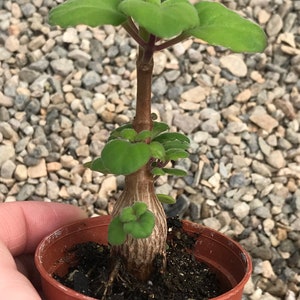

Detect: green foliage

[151,167,166,176]
[108,202,155,245]
[162,168,187,176]
[151,167,187,177]
[119,0,199,38]
[123,211,155,238]
[153,132,190,144]
[165,149,189,160]
[149,142,166,160]
[86,121,190,177]
[188,2,267,53]
[49,0,266,54]
[151,122,169,138]
[162,140,190,151]
[134,130,152,141]
[119,207,138,222]
[108,123,133,141]
[88,140,152,175]
[108,216,127,245]
[120,202,148,222]
[49,0,126,28]
[156,194,176,204]
[84,157,110,174]
[120,128,137,141]
[131,201,148,216]
[152,132,190,164]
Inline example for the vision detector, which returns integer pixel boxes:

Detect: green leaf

[84,161,92,169]
[134,130,152,141]
[120,128,137,141]
[189,2,267,53]
[162,168,187,176]
[162,140,190,151]
[132,202,148,217]
[149,141,166,160]
[147,0,160,5]
[110,203,153,245]
[86,157,111,174]
[165,149,189,161]
[157,194,176,204]
[123,210,155,239]
[109,124,133,141]
[49,0,126,28]
[101,140,151,175]
[151,167,166,176]
[119,0,199,38]
[108,216,127,245]
[119,206,137,222]
[152,122,169,137]
[153,132,190,144]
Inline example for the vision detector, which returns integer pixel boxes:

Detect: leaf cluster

[49,0,267,53]
[85,121,190,178]
[108,202,155,245]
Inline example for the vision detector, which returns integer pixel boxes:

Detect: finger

[0,201,87,300]
[0,240,41,300]
[15,254,42,292]
[0,201,87,256]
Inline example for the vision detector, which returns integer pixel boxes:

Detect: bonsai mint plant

[48,0,267,284]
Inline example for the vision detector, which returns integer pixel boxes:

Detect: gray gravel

[0,0,300,299]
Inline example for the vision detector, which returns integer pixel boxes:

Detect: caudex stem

[110,27,167,281]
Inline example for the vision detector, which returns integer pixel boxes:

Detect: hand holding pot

[0,201,87,300]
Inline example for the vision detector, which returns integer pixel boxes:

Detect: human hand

[0,201,87,300]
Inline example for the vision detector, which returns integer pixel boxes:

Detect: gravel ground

[0,0,300,299]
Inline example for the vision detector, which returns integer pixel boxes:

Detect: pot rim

[35,215,252,300]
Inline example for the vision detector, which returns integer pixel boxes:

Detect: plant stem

[154,32,189,51]
[132,36,155,132]
[111,168,167,281]
[122,18,148,48]
[111,31,167,281]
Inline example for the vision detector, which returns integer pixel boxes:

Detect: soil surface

[54,218,221,299]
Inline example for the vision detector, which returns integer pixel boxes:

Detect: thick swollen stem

[111,167,167,281]
[111,41,167,281]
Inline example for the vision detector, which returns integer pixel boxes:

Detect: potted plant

[35,0,267,299]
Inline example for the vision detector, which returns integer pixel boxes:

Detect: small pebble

[0,2,298,298]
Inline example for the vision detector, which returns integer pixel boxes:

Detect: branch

[154,32,190,52]
[122,18,148,48]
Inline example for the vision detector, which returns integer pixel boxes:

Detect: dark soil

[54,218,221,299]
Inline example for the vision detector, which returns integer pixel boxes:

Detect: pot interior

[183,221,251,295]
[36,216,251,299]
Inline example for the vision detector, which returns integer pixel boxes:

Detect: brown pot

[35,216,252,300]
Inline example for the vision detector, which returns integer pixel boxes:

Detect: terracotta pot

[35,216,252,300]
